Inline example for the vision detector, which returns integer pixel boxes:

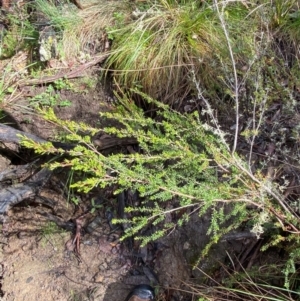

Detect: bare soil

[0,203,132,301]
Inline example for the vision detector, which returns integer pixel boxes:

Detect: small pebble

[99,262,108,270]
[83,240,93,246]
[94,272,104,283]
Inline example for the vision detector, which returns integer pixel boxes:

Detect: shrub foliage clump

[22,90,300,257]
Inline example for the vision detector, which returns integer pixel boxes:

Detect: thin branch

[214,0,239,153]
[18,54,109,87]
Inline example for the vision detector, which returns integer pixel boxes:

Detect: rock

[94,272,104,283]
[155,230,190,288]
[0,155,10,172]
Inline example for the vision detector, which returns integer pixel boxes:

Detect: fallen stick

[0,125,137,223]
[0,123,137,151]
[0,168,52,222]
[0,124,46,145]
[18,54,109,87]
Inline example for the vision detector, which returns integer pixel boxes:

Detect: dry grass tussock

[54,0,256,105]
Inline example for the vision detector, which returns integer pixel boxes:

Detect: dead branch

[0,168,52,222]
[17,54,109,87]
[0,123,137,152]
[0,124,46,145]
[0,124,137,221]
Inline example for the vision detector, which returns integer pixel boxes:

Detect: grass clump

[0,9,38,59]
[189,263,300,300]
[104,0,257,105]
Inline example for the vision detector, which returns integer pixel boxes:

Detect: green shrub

[21,91,300,256]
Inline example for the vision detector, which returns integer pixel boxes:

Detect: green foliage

[20,92,293,252]
[22,98,236,233]
[0,10,38,59]
[34,0,80,32]
[29,85,72,108]
[40,221,65,247]
[53,78,73,91]
[90,198,103,214]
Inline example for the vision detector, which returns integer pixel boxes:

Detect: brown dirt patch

[1,217,130,301]
[2,81,114,140]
